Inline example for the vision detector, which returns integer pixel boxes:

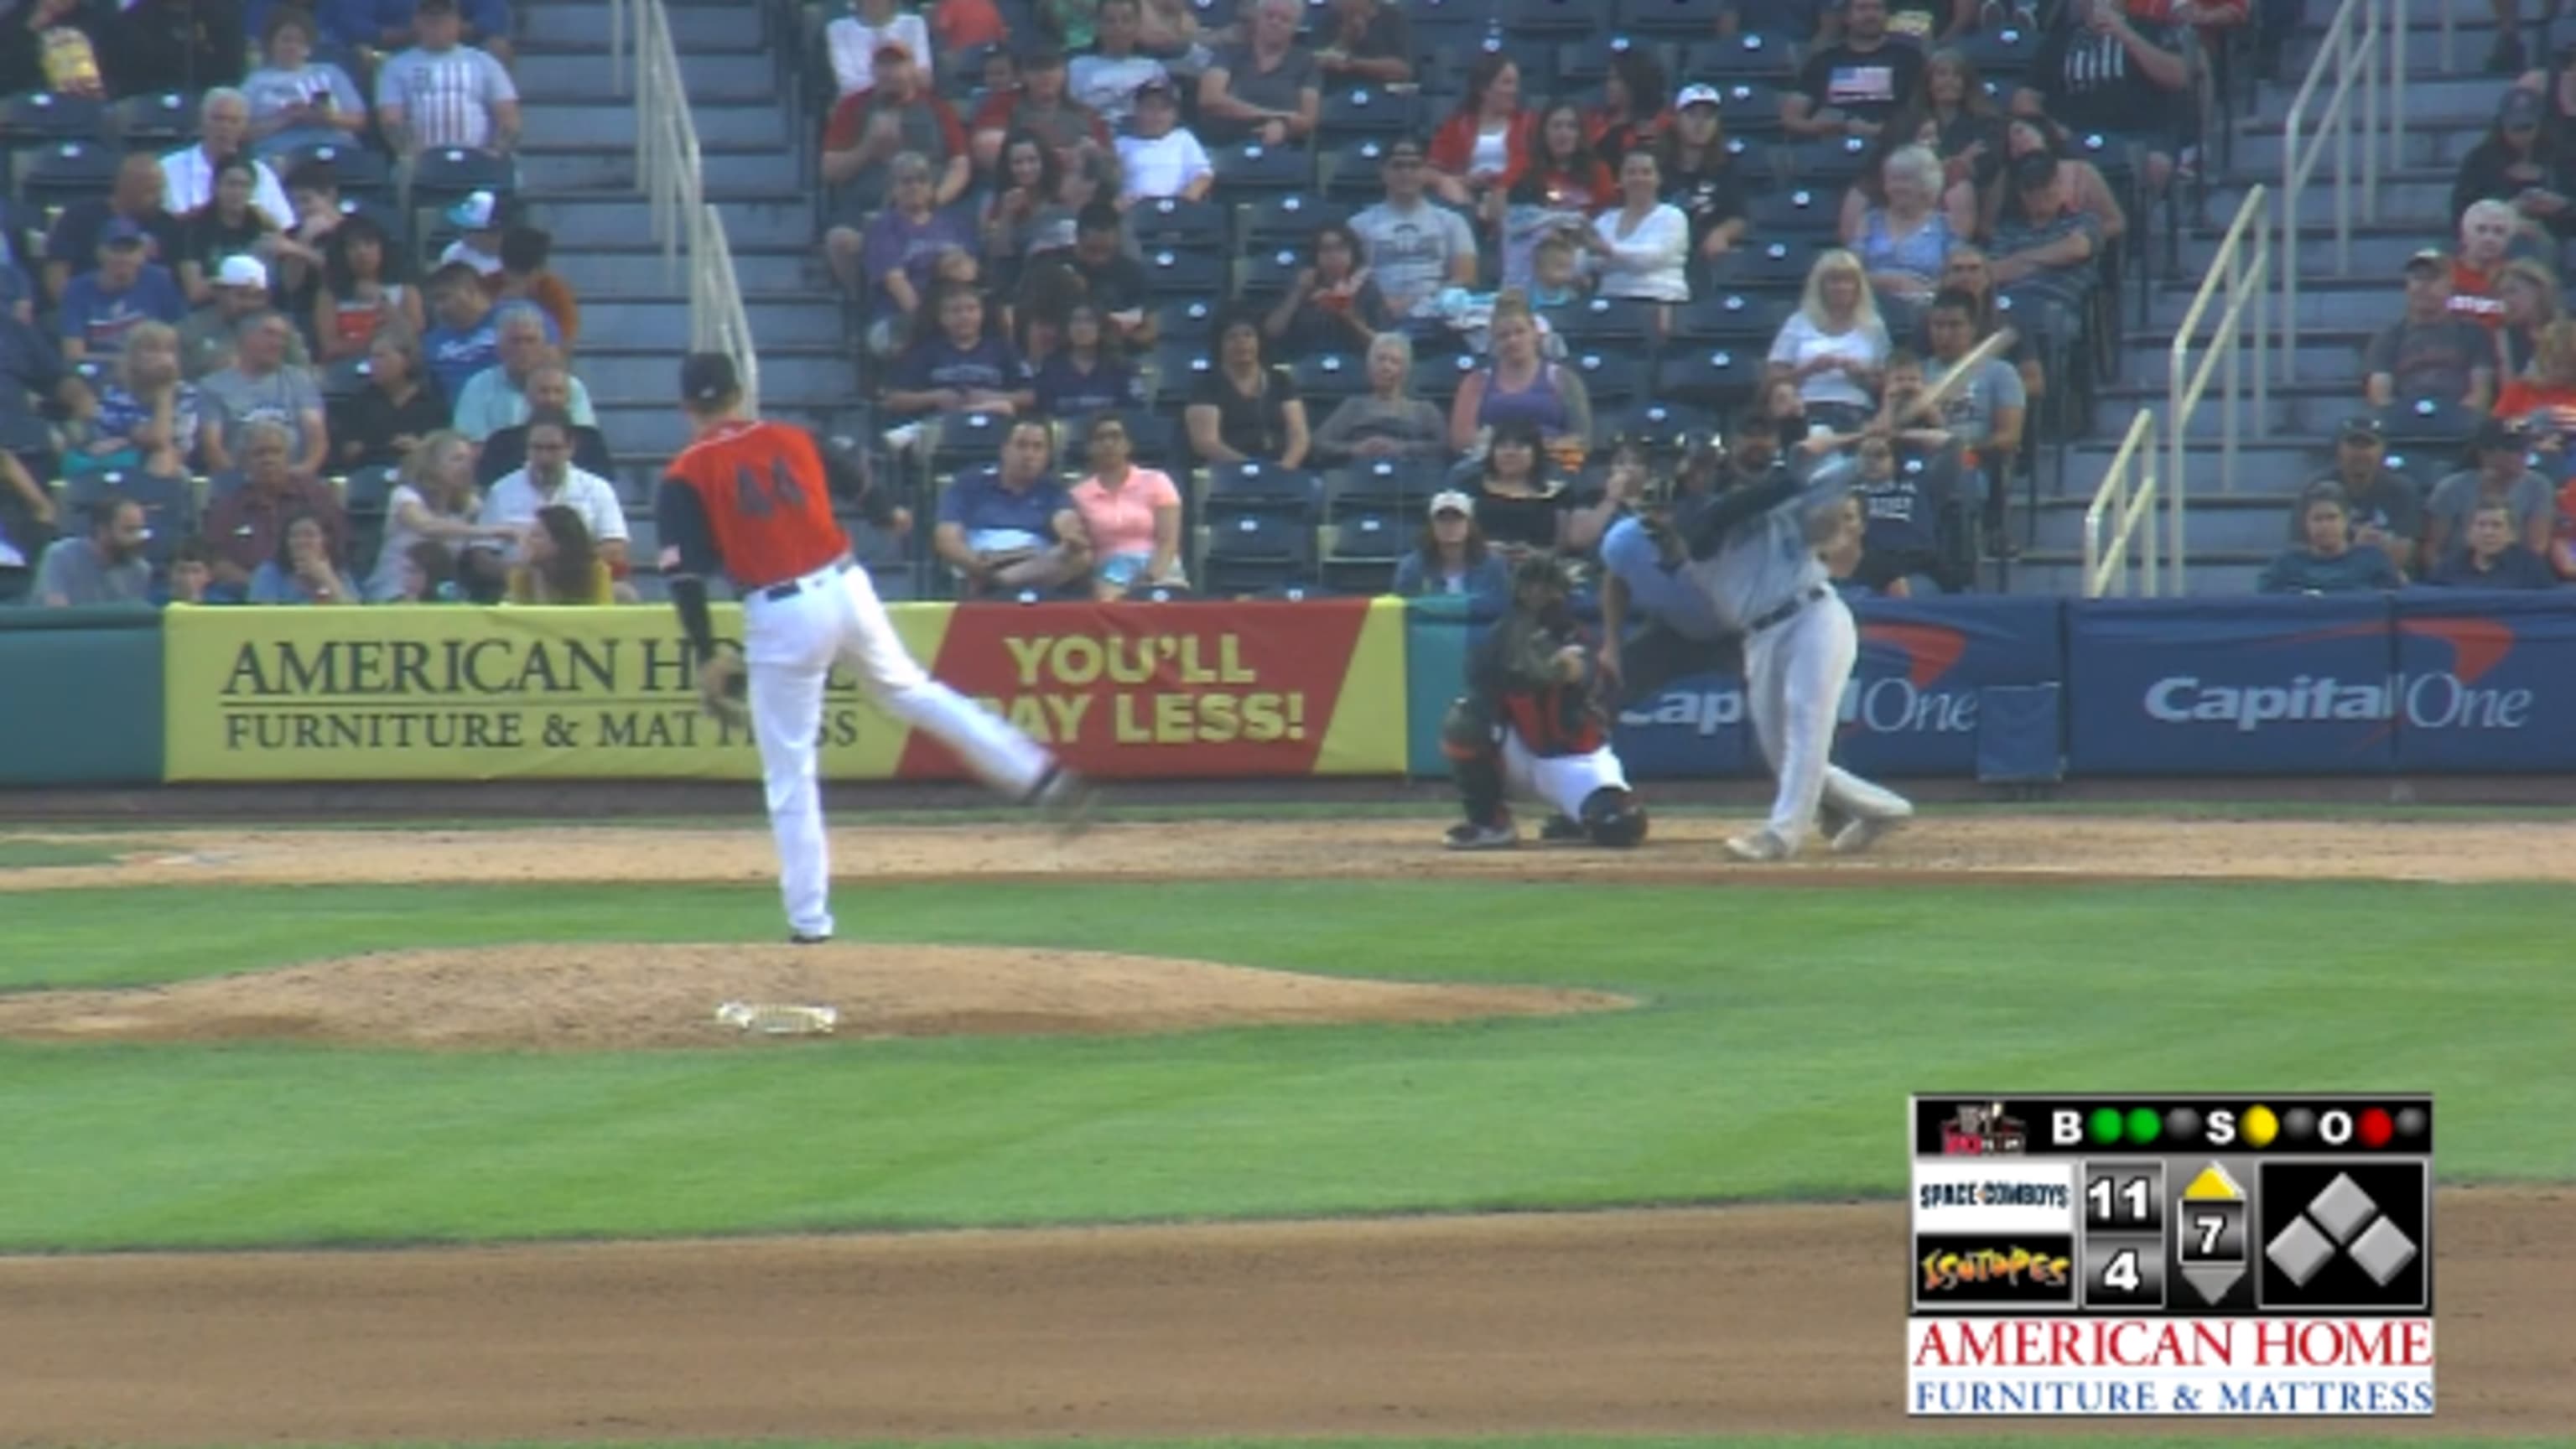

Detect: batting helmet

[1580,787,1649,849]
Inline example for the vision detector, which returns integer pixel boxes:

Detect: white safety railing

[2168,187,2272,597]
[2279,0,2398,382]
[2083,411,2161,598]
[608,0,761,411]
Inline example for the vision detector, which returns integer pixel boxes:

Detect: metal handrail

[2278,0,2387,382]
[608,0,761,412]
[2168,187,2272,597]
[2083,411,2160,598]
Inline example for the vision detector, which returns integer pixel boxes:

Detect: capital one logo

[1841,621,1975,735]
[2140,617,2535,735]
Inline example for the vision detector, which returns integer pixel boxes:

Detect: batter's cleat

[1830,802,1916,856]
[1538,814,1587,844]
[1444,820,1519,851]
[1724,828,1794,862]
[1031,766,1098,839]
[788,932,831,945]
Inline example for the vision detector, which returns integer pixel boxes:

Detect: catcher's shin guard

[1441,696,1507,828]
[1580,787,1649,848]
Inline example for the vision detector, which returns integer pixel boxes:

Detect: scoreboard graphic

[1907,1094,2434,1416]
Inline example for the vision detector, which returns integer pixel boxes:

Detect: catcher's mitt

[1496,555,1584,692]
[697,646,750,728]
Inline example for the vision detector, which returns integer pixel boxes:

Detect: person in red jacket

[1428,54,1536,210]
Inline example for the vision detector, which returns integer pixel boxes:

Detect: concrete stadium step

[518,146,807,196]
[574,249,819,293]
[521,101,788,150]
[2246,75,2520,127]
[2171,232,2448,284]
[538,195,816,251]
[2199,179,2459,229]
[584,348,852,405]
[2225,128,2483,174]
[523,1,770,52]
[577,296,847,349]
[2030,494,2308,556]
[516,50,779,103]
[2090,387,2350,439]
[2116,339,2366,388]
[2054,439,2329,505]
[2149,282,2397,332]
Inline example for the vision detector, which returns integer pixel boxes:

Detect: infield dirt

[2,815,2568,1441]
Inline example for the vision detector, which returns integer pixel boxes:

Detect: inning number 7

[2195,1213,2225,1255]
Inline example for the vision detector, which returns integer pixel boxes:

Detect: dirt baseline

[1,1193,2566,1444]
[0,943,1625,1050]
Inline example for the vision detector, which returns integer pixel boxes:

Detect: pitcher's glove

[697,645,750,729]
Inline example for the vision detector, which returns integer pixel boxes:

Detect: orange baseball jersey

[657,419,865,590]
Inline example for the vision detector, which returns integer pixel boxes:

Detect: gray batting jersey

[1680,470,1850,631]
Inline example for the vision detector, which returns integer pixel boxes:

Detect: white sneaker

[1725,828,1793,862]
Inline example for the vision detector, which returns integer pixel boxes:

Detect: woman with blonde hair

[80,320,199,480]
[1314,330,1447,464]
[367,428,518,600]
[2494,257,2563,381]
[1768,250,1891,433]
[1449,291,1593,467]
[2494,317,2576,444]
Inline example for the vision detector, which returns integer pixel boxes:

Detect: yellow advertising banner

[163,600,1407,782]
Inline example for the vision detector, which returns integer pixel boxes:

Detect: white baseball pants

[1501,732,1630,822]
[1742,589,1909,849]
[744,562,1052,938]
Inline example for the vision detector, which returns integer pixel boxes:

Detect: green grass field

[3,876,2568,1254]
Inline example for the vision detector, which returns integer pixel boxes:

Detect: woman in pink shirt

[1068,412,1186,598]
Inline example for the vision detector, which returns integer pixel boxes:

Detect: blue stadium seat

[1564,350,1646,411]
[1597,399,1722,452]
[321,356,371,402]
[1706,80,1785,139]
[927,411,1015,479]
[405,147,512,215]
[1680,33,1800,83]
[343,463,400,515]
[3,91,106,143]
[1149,338,1217,401]
[1150,298,1222,348]
[1410,351,1478,405]
[1208,140,1312,197]
[1139,247,1228,299]
[1237,192,1348,252]
[1200,511,1317,595]
[1671,289,1794,347]
[279,142,392,198]
[1960,23,2041,90]
[1318,86,1419,145]
[1205,460,1322,513]
[1620,0,1735,39]
[1655,346,1764,409]
[1555,39,1674,95]
[1235,245,1305,307]
[1327,457,1446,511]
[18,141,122,211]
[1505,0,1597,42]
[1321,138,1397,202]
[1555,296,1662,353]
[1776,137,1877,193]
[1706,237,1820,290]
[1128,195,1228,253]
[1745,184,1841,239]
[113,91,195,146]
[1290,351,1368,406]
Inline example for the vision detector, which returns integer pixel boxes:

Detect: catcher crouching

[1441,553,1648,850]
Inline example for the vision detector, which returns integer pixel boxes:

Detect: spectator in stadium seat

[1499,102,1616,292]
[1188,311,1310,468]
[1069,412,1184,597]
[0,0,113,100]
[1527,232,1588,313]
[44,154,182,308]
[2450,200,2518,329]
[200,313,330,480]
[1265,221,1391,360]
[60,221,189,365]
[849,152,975,328]
[247,510,361,604]
[175,161,285,309]
[1587,50,1668,177]
[2494,318,2576,444]
[1844,430,1953,598]
[1114,75,1215,203]
[505,503,617,604]
[494,225,578,347]
[164,91,298,231]
[829,0,932,98]
[329,0,514,68]
[2428,499,2559,588]
[1452,294,1592,461]
[2258,484,2403,595]
[3,300,94,444]
[935,417,1092,598]
[2452,88,2574,242]
[2423,417,2555,571]
[167,536,215,605]
[1768,249,1889,434]
[2301,417,2421,575]
[935,0,1008,54]
[200,419,348,599]
[474,364,610,483]
[79,319,195,480]
[1316,0,1410,86]
[1988,153,2101,342]
[884,283,1031,418]
[451,304,595,441]
[1659,87,1751,268]
[1783,0,1924,142]
[179,257,310,381]
[1843,144,1966,338]
[1070,0,1170,131]
[332,327,449,469]
[374,0,521,180]
[33,500,152,609]
[2491,0,2565,78]
[2017,0,2188,194]
[421,260,552,399]
[1586,152,1692,306]
[2367,250,2496,419]
[1313,330,1446,465]
[245,8,369,158]
[979,132,1074,299]
[110,0,247,94]
[314,215,425,361]
[1197,0,1319,147]
[2492,257,2562,382]
[1467,417,1622,558]
[1429,55,1535,210]
[475,408,626,576]
[1986,117,2127,247]
[1032,302,1140,418]
[1900,48,2009,203]
[1353,139,1481,330]
[823,43,970,219]
[1020,202,1155,350]
[1924,287,2024,548]
[971,44,1109,174]
[436,191,508,283]
[1393,487,1511,604]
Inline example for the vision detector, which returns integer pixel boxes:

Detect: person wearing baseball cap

[1393,489,1509,605]
[437,190,509,280]
[966,40,1110,172]
[2459,88,2574,240]
[60,217,187,363]
[1112,73,1213,204]
[2365,247,2494,419]
[2298,416,2421,573]
[2422,415,2554,574]
[823,0,934,100]
[1659,85,1749,265]
[818,34,970,277]
[178,255,311,380]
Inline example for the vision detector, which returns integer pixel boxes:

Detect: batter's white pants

[1501,731,1630,823]
[1742,589,1909,850]
[745,562,1053,938]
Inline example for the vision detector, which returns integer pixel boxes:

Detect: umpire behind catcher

[1595,429,1743,709]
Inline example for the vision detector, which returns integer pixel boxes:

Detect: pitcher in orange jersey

[657,352,1093,942]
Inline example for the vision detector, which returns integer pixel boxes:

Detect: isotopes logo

[2142,617,2532,735]
[1841,621,1976,735]
[1920,1246,2074,1294]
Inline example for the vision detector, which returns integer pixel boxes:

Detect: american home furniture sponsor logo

[1907,1317,2434,1415]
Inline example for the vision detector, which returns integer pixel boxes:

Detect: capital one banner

[2391,591,2576,773]
[2066,596,2398,776]
[1610,595,2064,779]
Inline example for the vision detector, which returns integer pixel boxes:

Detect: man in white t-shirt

[475,408,631,574]
[1349,138,1479,322]
[162,90,295,228]
[1113,77,1213,203]
[375,0,521,157]
[1071,0,1169,129]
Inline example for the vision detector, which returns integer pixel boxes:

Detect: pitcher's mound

[0,944,1629,1051]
